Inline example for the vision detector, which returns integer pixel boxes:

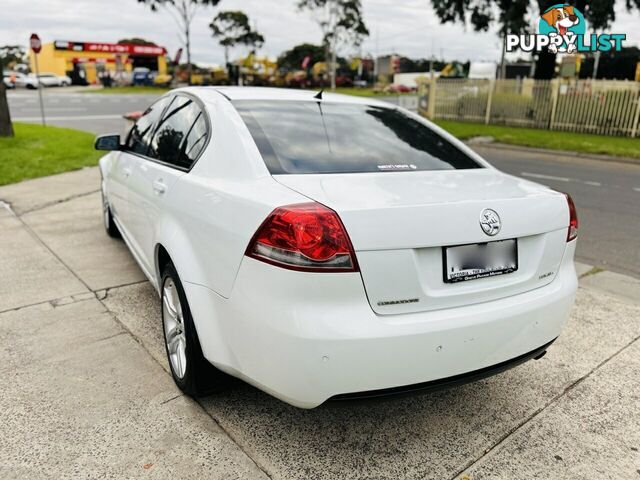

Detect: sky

[2,0,640,66]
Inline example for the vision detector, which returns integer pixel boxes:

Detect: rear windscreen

[233,100,482,174]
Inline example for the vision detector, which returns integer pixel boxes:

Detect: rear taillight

[565,193,578,241]
[245,203,359,272]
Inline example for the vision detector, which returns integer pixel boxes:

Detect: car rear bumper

[330,338,555,402]
[184,242,578,409]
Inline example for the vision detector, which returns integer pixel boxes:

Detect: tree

[0,55,14,137]
[429,0,640,79]
[0,45,27,69]
[278,43,326,71]
[137,0,221,83]
[297,0,369,89]
[209,11,264,64]
[117,38,160,46]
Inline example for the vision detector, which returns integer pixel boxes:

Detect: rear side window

[182,114,208,164]
[234,100,481,174]
[126,96,173,155]
[148,96,207,170]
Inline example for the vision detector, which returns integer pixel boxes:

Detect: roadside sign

[30,33,42,54]
[30,33,46,126]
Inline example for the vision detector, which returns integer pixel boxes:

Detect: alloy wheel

[162,278,187,379]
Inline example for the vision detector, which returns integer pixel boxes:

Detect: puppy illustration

[541,5,580,53]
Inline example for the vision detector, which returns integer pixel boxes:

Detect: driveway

[1,167,639,479]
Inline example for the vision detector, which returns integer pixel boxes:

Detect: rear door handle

[152,179,167,195]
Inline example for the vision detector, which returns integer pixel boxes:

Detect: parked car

[2,72,16,89]
[95,87,578,408]
[132,67,153,86]
[335,74,353,87]
[384,83,414,94]
[16,72,71,89]
[11,72,31,89]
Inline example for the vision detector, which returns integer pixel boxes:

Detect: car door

[38,74,54,87]
[104,150,132,231]
[127,94,209,274]
[113,95,174,256]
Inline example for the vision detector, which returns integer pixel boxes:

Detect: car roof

[180,86,392,108]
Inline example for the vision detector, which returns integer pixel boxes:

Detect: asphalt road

[475,146,640,279]
[7,88,153,135]
[7,88,640,279]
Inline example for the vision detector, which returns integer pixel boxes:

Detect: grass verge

[86,85,413,97]
[333,87,415,97]
[0,123,102,186]
[434,120,640,160]
[85,86,171,95]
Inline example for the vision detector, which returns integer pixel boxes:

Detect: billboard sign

[53,40,166,56]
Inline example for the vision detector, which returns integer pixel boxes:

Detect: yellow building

[29,40,168,85]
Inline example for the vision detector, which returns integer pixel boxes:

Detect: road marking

[13,114,122,121]
[522,172,605,188]
[19,107,86,112]
[522,172,570,182]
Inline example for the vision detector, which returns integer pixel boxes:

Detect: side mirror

[94,134,121,151]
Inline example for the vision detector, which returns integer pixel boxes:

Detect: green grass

[334,87,415,97]
[333,87,378,97]
[86,85,172,94]
[88,85,413,97]
[0,123,102,186]
[434,120,640,160]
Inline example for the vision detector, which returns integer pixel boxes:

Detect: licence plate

[443,239,518,283]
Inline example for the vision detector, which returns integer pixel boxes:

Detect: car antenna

[314,89,324,100]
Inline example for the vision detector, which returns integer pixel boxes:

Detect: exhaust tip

[534,350,547,360]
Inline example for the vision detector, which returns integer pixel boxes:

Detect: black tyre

[101,190,121,238]
[161,262,229,396]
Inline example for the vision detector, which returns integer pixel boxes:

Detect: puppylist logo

[506,4,626,54]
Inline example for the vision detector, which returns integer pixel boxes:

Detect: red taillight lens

[565,193,578,241]
[246,203,359,272]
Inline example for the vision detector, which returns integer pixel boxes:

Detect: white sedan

[16,72,71,89]
[96,87,578,408]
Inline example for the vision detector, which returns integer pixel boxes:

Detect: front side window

[126,96,173,155]
[234,100,482,174]
[148,96,205,169]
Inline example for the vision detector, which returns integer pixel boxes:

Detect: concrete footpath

[1,167,639,479]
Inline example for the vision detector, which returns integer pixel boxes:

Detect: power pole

[592,51,601,80]
[330,0,338,90]
[331,37,337,90]
[373,26,379,82]
[499,34,507,79]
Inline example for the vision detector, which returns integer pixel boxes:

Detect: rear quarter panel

[153,91,306,298]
